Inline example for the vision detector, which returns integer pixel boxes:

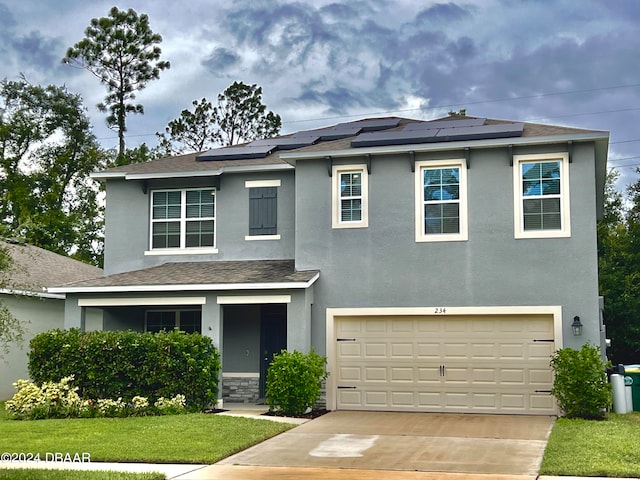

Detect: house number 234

[434,307,447,314]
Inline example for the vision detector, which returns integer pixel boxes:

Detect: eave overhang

[47,272,320,295]
[280,131,610,163]
[90,163,294,182]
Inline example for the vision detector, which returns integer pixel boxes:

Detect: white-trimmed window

[415,160,468,242]
[332,165,368,228]
[146,310,201,333]
[513,153,570,238]
[150,188,215,250]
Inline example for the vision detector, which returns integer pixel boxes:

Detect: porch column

[287,287,313,352]
[63,295,86,331]
[202,296,222,350]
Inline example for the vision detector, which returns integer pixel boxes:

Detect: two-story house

[49,114,609,415]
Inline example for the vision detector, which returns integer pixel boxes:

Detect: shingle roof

[51,260,319,291]
[93,115,608,178]
[0,240,102,293]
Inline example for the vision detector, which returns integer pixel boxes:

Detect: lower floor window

[146,310,202,333]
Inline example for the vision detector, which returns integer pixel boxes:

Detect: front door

[259,304,287,398]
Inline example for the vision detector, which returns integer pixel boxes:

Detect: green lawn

[0,402,294,464]
[540,412,640,477]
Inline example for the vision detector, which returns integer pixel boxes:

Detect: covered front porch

[48,260,319,406]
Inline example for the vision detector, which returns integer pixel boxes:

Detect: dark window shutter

[249,187,277,235]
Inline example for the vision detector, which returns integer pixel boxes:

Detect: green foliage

[0,79,107,265]
[156,81,281,155]
[541,413,640,477]
[0,470,166,480]
[550,344,612,419]
[598,169,640,363]
[28,329,220,409]
[63,7,170,159]
[0,243,24,357]
[5,376,81,420]
[0,407,294,465]
[266,349,328,416]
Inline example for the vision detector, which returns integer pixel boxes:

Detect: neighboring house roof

[48,260,319,294]
[91,115,609,181]
[0,240,102,297]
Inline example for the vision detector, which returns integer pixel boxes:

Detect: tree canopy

[157,81,282,155]
[0,78,107,266]
[63,6,170,161]
[598,169,640,363]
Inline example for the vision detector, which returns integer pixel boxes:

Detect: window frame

[145,309,202,334]
[332,165,369,229]
[414,159,468,242]
[148,187,217,253]
[513,152,571,239]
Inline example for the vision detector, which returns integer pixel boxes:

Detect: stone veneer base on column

[222,376,260,403]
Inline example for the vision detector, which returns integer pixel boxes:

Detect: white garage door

[335,314,556,415]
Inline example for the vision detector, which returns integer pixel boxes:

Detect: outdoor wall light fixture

[572,316,583,336]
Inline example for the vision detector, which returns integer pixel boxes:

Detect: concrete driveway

[179,411,555,479]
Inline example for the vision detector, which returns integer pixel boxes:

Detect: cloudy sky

[2,0,639,189]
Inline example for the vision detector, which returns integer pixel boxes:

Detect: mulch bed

[204,408,331,419]
[262,409,330,419]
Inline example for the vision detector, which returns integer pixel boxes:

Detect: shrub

[266,349,328,416]
[29,329,220,409]
[6,376,81,420]
[5,377,191,420]
[154,394,187,415]
[550,344,612,419]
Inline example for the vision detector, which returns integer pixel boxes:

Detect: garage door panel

[338,389,362,407]
[529,343,554,358]
[338,366,362,382]
[443,343,468,358]
[365,367,388,382]
[338,342,361,357]
[391,343,413,356]
[364,390,388,407]
[500,369,526,384]
[417,343,441,358]
[529,369,553,384]
[418,367,442,383]
[335,314,556,415]
[391,319,413,332]
[364,343,387,357]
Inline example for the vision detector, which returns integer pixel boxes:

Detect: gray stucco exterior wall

[103,170,296,275]
[294,142,601,354]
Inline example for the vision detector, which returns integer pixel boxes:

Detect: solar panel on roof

[350,122,524,148]
[197,144,276,161]
[339,118,400,131]
[351,129,440,147]
[403,118,486,131]
[249,136,320,150]
[291,126,362,140]
[434,123,524,141]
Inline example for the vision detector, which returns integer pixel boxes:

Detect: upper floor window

[245,180,281,240]
[513,153,570,238]
[415,160,468,242]
[150,188,215,250]
[332,165,368,229]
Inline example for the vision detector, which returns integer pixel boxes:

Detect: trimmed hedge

[28,329,220,409]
